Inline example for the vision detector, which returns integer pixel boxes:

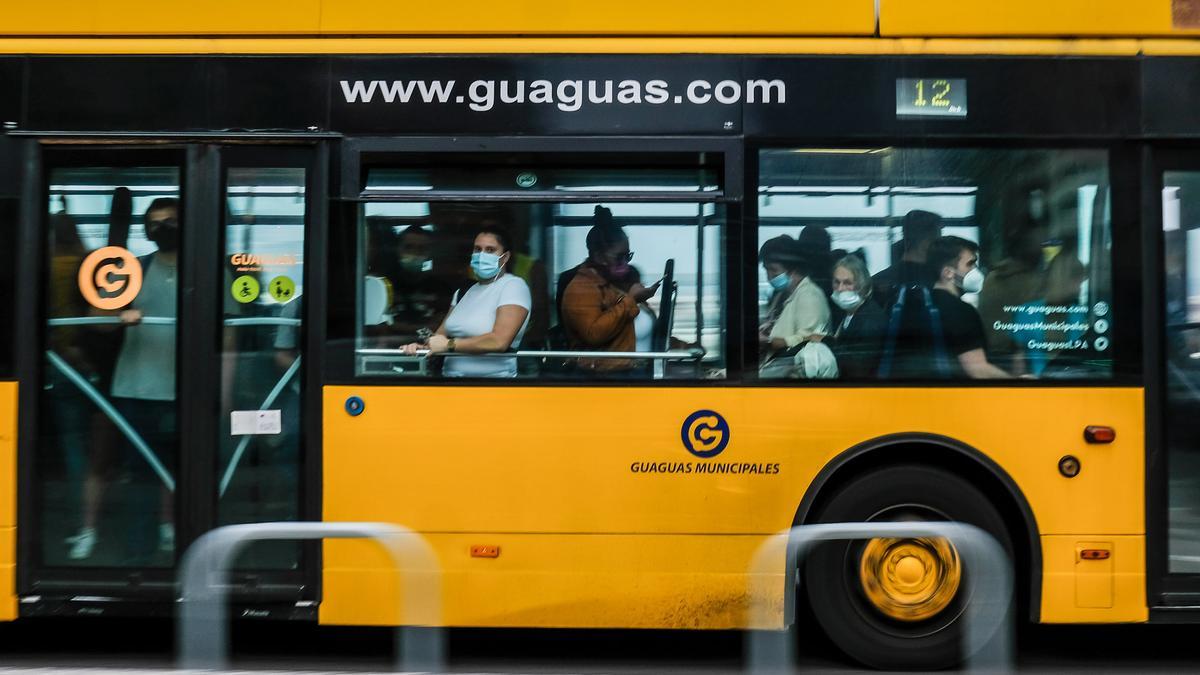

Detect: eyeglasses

[609,251,634,263]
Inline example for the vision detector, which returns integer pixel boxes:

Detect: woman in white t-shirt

[402,228,531,378]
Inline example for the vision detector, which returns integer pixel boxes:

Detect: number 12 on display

[895,78,967,118]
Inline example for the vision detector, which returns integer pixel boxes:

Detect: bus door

[20,143,323,610]
[1155,156,1200,604]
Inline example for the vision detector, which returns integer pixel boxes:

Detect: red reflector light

[1080,549,1111,561]
[1084,426,1116,444]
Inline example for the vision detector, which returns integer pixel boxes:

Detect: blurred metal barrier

[747,522,1013,673]
[178,522,443,672]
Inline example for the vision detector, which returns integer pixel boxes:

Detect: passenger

[872,210,943,307]
[757,235,795,343]
[387,225,451,342]
[48,209,104,561]
[927,236,1012,379]
[105,197,181,561]
[823,254,887,379]
[401,227,531,378]
[561,213,660,374]
[797,224,834,295]
[759,235,830,375]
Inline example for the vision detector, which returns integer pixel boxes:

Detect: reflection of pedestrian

[1015,253,1087,376]
[978,223,1045,375]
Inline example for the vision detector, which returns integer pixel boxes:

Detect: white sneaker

[67,527,96,560]
[158,522,174,553]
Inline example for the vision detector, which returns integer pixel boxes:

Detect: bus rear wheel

[803,464,1013,670]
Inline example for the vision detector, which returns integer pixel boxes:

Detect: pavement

[0,619,1198,673]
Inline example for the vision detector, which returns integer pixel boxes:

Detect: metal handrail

[45,350,175,492]
[746,522,1012,673]
[357,347,705,361]
[179,521,443,672]
[218,355,303,498]
[48,316,301,327]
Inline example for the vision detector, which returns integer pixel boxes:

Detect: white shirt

[634,304,655,352]
[442,274,531,378]
[768,276,831,348]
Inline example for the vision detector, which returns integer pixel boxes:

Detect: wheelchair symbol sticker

[78,246,143,310]
[232,275,260,304]
[681,410,730,458]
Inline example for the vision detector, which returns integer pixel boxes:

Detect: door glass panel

[1163,171,1200,573]
[41,166,181,567]
[218,167,305,569]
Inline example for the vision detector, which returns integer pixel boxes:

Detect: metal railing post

[178,521,442,672]
[747,522,1013,673]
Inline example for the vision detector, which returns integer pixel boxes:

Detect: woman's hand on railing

[400,342,425,356]
[426,335,450,354]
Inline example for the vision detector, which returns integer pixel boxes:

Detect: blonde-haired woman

[826,254,887,379]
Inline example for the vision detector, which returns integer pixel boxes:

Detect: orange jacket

[561,263,639,372]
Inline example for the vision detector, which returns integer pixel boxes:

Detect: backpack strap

[922,287,952,379]
[877,285,907,379]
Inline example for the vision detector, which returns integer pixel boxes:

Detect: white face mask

[960,267,985,294]
[831,290,863,311]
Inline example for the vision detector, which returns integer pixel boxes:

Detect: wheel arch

[789,432,1042,623]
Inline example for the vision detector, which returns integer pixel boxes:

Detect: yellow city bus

[1,0,1199,669]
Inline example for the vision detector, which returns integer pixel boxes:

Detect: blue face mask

[768,272,791,291]
[471,251,504,280]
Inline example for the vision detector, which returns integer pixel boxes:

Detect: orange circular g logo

[77,246,143,310]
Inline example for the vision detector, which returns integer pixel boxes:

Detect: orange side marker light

[470,545,500,558]
[1080,549,1111,561]
[1084,426,1116,444]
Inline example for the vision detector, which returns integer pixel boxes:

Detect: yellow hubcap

[859,537,961,622]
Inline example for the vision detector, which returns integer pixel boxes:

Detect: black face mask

[148,223,179,252]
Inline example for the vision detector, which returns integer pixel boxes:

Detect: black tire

[803,464,1013,670]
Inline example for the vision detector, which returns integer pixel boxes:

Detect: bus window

[350,165,725,381]
[756,148,1113,382]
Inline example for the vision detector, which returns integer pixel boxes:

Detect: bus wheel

[803,464,1013,670]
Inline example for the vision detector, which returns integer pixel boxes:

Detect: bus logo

[681,410,730,458]
[77,246,143,310]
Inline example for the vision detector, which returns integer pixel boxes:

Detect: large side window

[756,148,1113,382]
[345,157,726,381]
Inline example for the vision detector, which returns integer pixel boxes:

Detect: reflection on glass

[355,199,725,380]
[40,166,181,567]
[1164,172,1200,574]
[219,167,306,570]
[756,148,1113,381]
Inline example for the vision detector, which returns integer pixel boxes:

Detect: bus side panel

[320,534,786,628]
[0,381,16,621]
[321,385,1143,628]
[1040,534,1146,623]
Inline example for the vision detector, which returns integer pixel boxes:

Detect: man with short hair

[927,235,1011,379]
[872,209,943,307]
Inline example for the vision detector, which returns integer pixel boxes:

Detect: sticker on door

[230,410,282,435]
